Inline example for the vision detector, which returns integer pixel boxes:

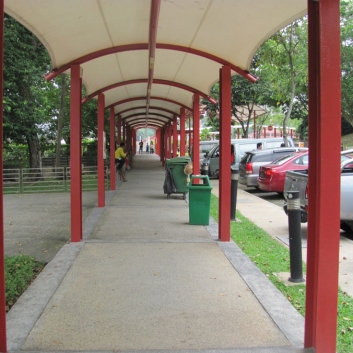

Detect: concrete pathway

[5,154,312,352]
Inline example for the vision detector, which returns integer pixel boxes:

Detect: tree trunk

[27,133,42,180]
[55,73,67,168]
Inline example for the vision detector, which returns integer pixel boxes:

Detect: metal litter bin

[187,175,213,225]
[164,156,191,199]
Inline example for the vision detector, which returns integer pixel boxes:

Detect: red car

[257,152,309,193]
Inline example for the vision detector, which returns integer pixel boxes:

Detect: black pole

[286,191,305,283]
[231,166,239,221]
[201,164,209,184]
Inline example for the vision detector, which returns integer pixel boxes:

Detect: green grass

[210,194,353,353]
[5,255,44,311]
[342,133,353,150]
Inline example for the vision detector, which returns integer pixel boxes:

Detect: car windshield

[271,153,297,165]
[207,144,219,156]
[341,154,353,162]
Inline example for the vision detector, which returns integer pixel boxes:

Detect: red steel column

[110,107,116,190]
[97,94,105,207]
[117,115,122,144]
[188,114,191,155]
[160,128,165,165]
[180,107,186,156]
[193,94,200,174]
[305,0,341,351]
[132,129,136,156]
[156,128,161,157]
[168,124,172,158]
[218,66,231,242]
[173,115,178,157]
[122,121,126,142]
[164,126,168,161]
[70,64,82,242]
[0,0,7,350]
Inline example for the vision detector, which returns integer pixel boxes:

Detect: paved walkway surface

[4,154,315,352]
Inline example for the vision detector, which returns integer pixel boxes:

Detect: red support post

[305,0,341,352]
[70,64,83,242]
[97,94,105,207]
[218,66,231,242]
[180,107,186,156]
[110,107,116,190]
[0,0,8,349]
[173,115,178,157]
[168,124,172,158]
[193,94,200,174]
[160,128,165,166]
[188,114,191,155]
[132,129,136,156]
[117,115,122,144]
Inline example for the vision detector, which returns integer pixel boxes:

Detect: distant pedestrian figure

[146,143,149,153]
[139,141,143,154]
[150,141,154,154]
[231,144,235,164]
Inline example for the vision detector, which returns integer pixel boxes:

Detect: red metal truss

[117,106,177,116]
[106,96,192,111]
[45,44,257,83]
[82,79,217,104]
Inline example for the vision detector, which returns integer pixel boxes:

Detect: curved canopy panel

[5,0,307,129]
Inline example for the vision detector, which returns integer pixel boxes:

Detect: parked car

[283,158,353,231]
[192,140,219,166]
[238,147,308,187]
[283,149,353,226]
[257,151,309,193]
[201,137,294,178]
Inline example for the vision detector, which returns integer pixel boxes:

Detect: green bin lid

[167,156,191,164]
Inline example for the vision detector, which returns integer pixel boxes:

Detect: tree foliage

[3,15,53,168]
[3,15,101,167]
[341,0,353,128]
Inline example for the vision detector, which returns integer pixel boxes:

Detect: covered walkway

[6,154,309,353]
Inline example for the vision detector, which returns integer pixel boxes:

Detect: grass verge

[5,255,44,311]
[210,194,353,353]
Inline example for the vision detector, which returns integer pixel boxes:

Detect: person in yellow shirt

[115,142,128,182]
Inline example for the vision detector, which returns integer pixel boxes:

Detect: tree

[258,18,308,143]
[341,0,353,127]
[3,15,54,169]
[202,62,272,138]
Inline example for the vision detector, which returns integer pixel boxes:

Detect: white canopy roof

[4,0,307,129]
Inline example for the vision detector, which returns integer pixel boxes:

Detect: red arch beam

[121,112,172,121]
[45,44,258,83]
[106,96,191,111]
[129,119,165,128]
[117,105,177,116]
[82,79,217,104]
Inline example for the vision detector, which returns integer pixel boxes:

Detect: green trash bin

[165,156,191,199]
[187,175,213,225]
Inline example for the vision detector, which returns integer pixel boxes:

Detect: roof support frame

[82,79,217,104]
[45,44,258,83]
[106,96,191,111]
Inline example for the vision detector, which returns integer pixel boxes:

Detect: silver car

[239,147,308,187]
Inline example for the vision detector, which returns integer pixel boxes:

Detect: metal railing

[3,167,110,194]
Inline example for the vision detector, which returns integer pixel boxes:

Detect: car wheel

[340,222,353,233]
[215,169,219,179]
